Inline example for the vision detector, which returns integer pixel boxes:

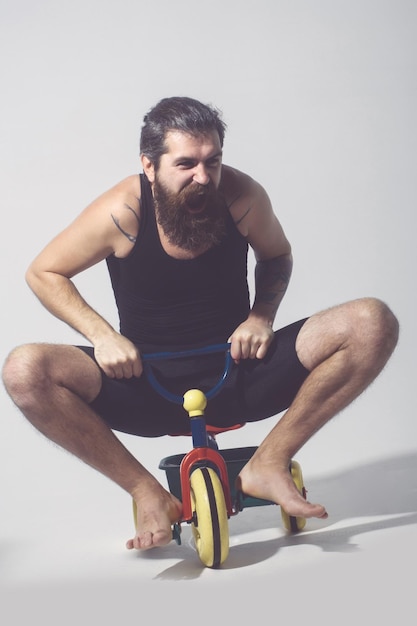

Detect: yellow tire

[190,467,229,567]
[281,460,307,533]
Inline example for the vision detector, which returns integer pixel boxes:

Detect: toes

[139,530,153,549]
[125,533,151,550]
[126,528,172,551]
[304,502,328,519]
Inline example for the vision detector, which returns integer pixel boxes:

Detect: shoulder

[60,175,142,260]
[86,175,142,256]
[220,165,261,200]
[219,165,273,237]
[93,175,141,213]
[219,165,290,259]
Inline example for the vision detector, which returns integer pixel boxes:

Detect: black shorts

[77,318,309,437]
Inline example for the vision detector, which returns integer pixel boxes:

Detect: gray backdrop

[0,0,415,618]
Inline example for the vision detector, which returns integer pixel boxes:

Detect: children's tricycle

[140,343,307,568]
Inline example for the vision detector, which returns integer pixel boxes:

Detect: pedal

[172,522,182,545]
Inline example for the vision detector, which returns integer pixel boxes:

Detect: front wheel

[190,467,229,567]
[280,460,307,533]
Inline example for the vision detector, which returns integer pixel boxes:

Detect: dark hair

[140,96,227,167]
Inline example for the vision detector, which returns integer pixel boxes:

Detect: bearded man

[2,97,398,551]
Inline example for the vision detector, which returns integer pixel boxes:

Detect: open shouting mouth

[186,191,208,213]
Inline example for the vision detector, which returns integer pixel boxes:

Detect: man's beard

[153,177,227,252]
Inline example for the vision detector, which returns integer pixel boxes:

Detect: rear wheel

[280,460,307,533]
[190,467,229,567]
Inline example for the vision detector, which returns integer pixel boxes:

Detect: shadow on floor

[149,450,417,579]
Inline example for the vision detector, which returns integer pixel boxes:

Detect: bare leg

[237,298,399,519]
[2,344,182,550]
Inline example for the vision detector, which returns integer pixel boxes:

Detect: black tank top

[106,174,250,349]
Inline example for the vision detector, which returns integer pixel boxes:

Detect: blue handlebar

[142,343,232,405]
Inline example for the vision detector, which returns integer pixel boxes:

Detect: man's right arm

[26,176,143,378]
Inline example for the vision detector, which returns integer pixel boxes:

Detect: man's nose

[193,164,210,186]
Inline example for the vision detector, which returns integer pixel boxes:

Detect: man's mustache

[181,181,213,201]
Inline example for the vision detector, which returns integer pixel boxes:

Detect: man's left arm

[228,177,292,361]
[252,251,293,327]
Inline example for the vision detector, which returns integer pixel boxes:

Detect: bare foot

[237,457,328,520]
[126,481,183,550]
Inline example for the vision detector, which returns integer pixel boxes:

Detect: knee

[2,344,46,403]
[353,297,399,357]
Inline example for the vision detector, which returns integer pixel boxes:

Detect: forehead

[163,130,222,158]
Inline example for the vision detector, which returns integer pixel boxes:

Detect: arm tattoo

[234,206,252,226]
[226,193,252,226]
[111,204,140,244]
[254,255,293,308]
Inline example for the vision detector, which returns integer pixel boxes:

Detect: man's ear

[141,155,155,183]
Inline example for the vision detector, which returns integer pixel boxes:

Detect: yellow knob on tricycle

[183,389,207,416]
